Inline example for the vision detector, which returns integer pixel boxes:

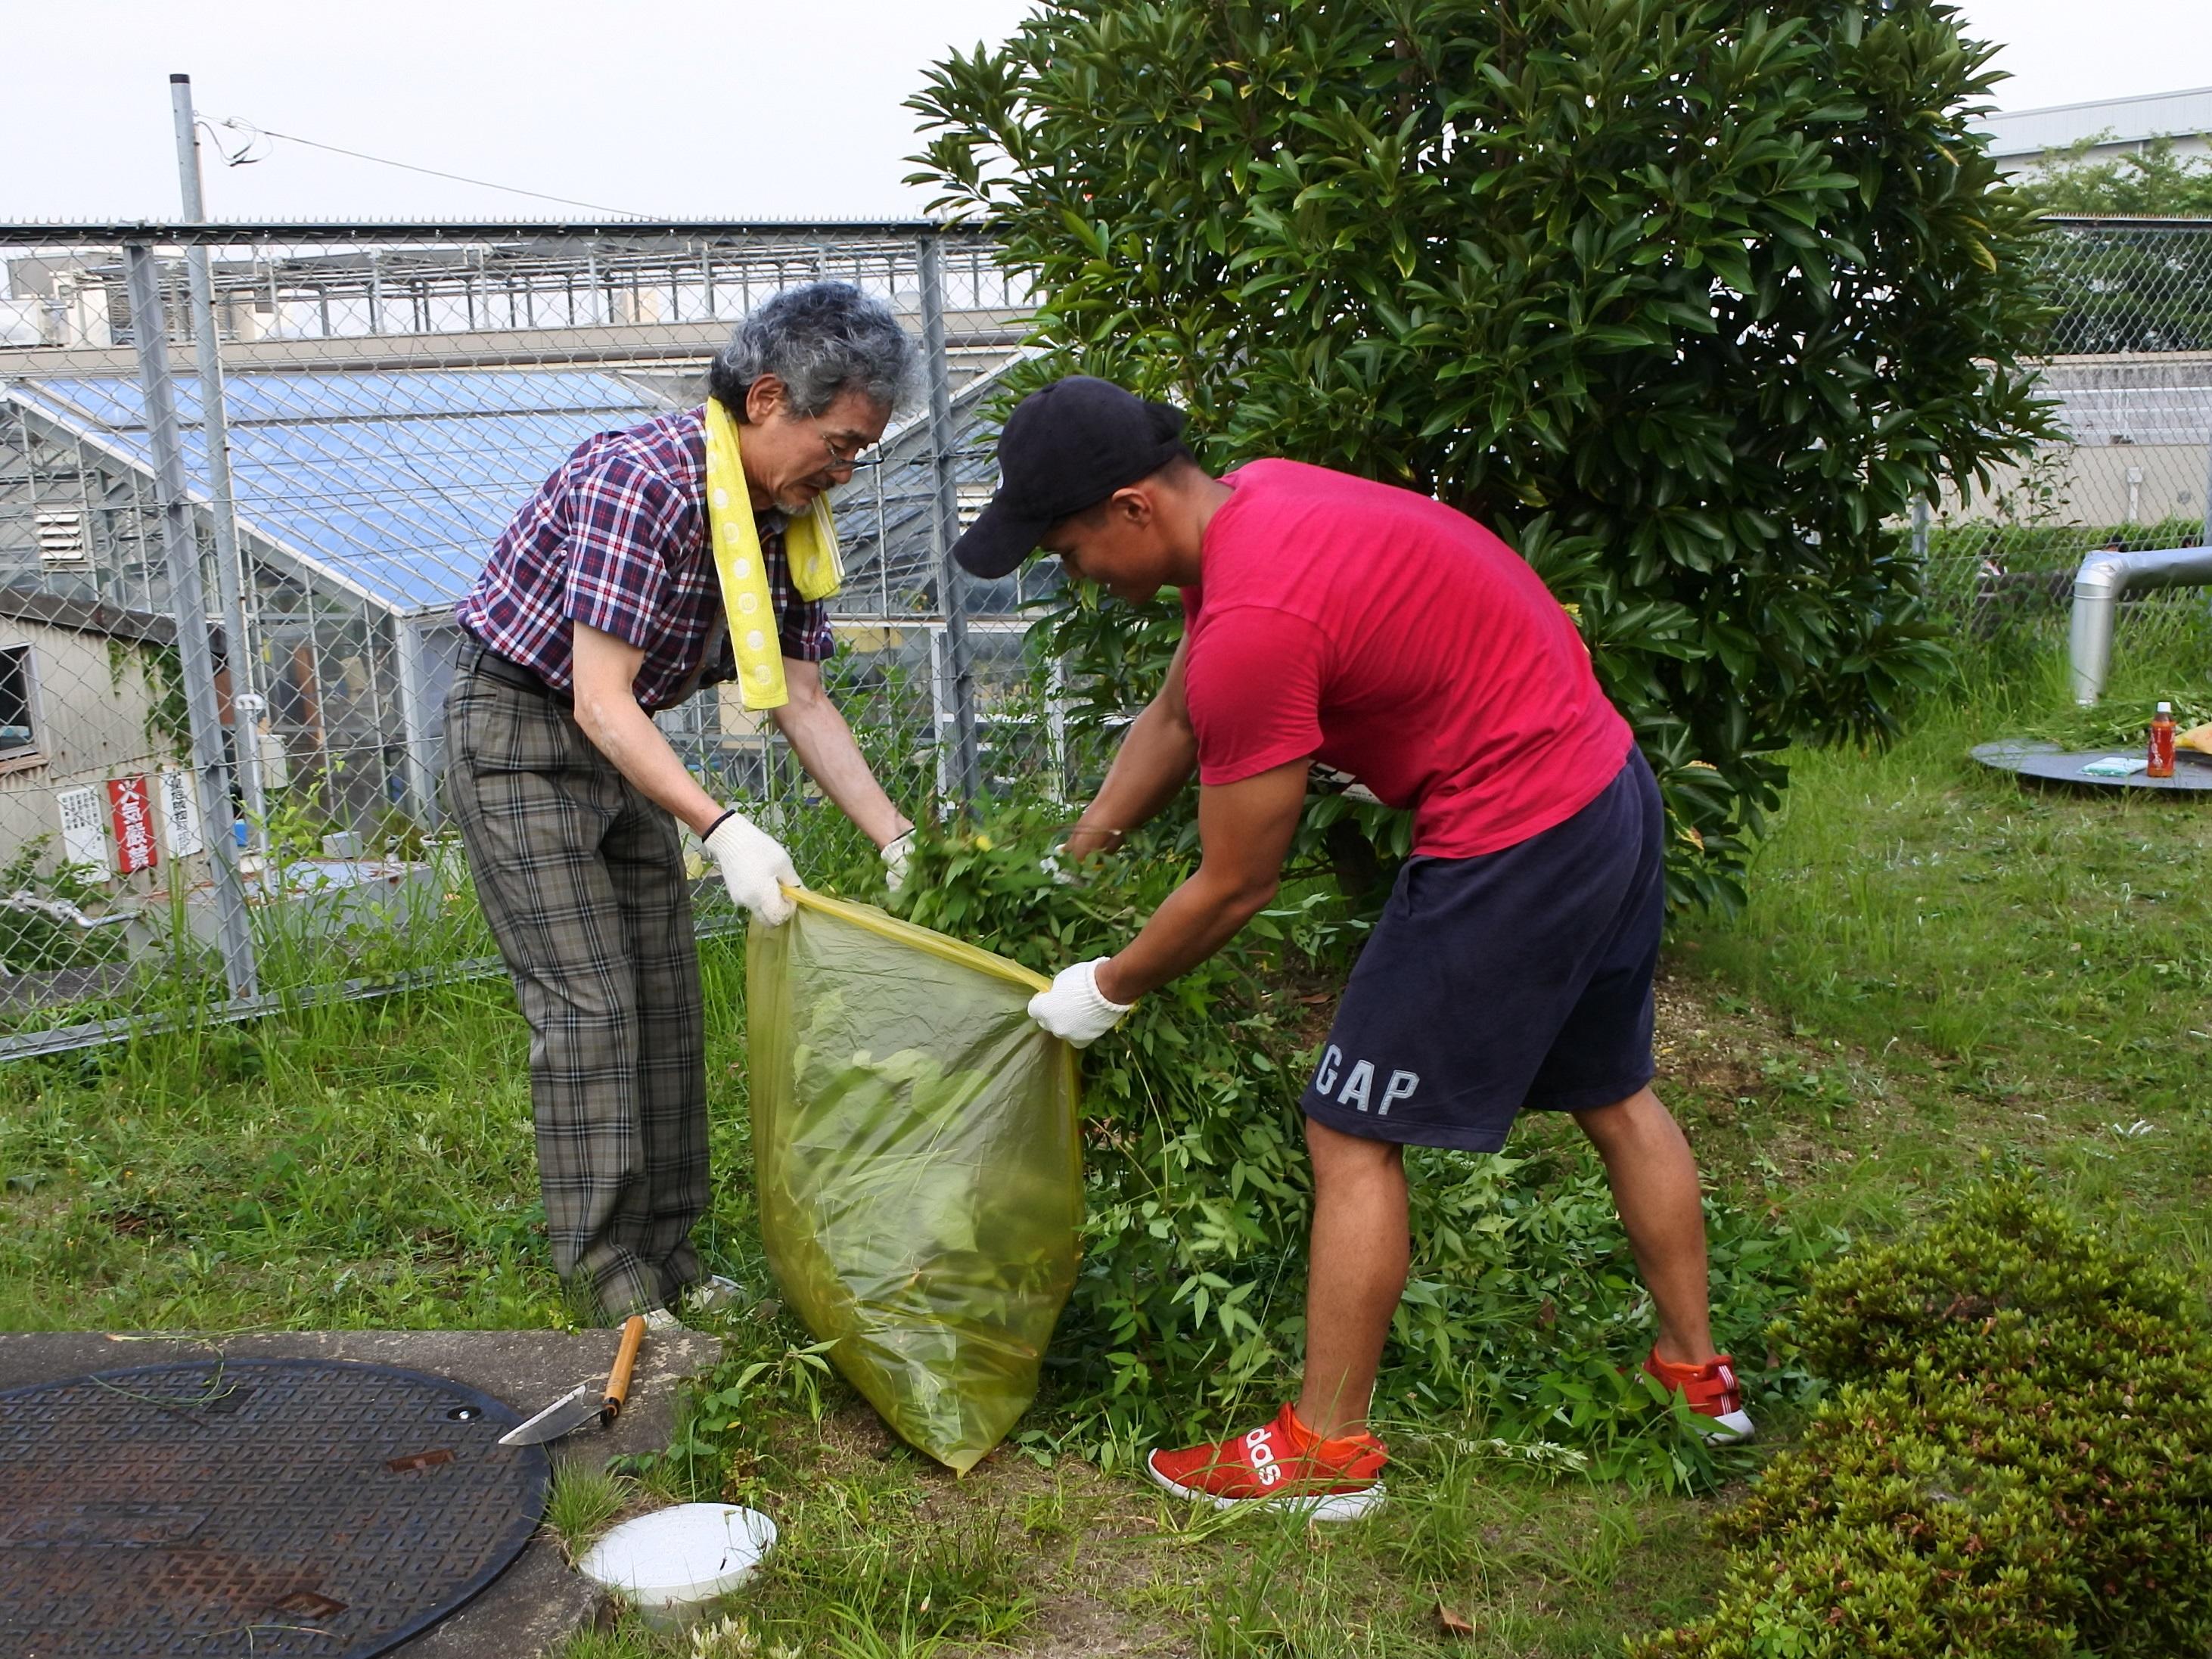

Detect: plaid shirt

[456,407,833,711]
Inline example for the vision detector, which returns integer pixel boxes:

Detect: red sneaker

[1643,1348,1755,1443]
[1145,1403,1388,1521]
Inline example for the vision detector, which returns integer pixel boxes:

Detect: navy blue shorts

[1300,749,1664,1151]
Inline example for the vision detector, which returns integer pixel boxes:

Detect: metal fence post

[124,243,259,1002]
[918,230,982,803]
[2201,427,2211,552]
[169,76,268,867]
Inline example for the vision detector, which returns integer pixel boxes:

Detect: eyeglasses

[812,419,876,472]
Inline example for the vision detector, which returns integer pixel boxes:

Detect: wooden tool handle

[600,1313,647,1424]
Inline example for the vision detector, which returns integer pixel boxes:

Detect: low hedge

[1635,1184,2212,1657]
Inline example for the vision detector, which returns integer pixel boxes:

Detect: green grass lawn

[3,608,2207,1655]
[1676,606,2212,1272]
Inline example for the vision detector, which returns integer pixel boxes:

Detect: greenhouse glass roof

[8,369,672,617]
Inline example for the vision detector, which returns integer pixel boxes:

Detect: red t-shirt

[1181,459,1633,858]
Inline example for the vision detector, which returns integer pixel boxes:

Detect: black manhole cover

[0,1359,550,1657]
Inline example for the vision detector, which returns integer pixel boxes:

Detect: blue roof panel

[14,370,672,615]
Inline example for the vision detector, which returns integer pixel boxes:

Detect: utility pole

[125,245,259,1001]
[169,73,268,871]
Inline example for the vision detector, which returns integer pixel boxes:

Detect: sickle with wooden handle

[498,1313,651,1446]
[598,1313,647,1427]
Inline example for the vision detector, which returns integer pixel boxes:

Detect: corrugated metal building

[1979,85,2212,175]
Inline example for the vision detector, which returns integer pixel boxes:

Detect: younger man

[955,377,1750,1521]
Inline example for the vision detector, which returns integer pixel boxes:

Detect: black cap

[952,376,1188,579]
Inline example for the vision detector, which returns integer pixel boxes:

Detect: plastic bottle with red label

[2147,702,2176,779]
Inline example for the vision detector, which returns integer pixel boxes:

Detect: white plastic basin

[576,1502,778,1630]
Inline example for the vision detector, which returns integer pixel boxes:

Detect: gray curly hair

[708,280,918,422]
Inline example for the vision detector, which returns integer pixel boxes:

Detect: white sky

[1956,0,2212,111]
[5,0,2206,223]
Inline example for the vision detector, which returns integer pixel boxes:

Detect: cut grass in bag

[746,890,1082,1472]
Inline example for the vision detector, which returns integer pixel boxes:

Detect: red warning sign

[107,776,158,875]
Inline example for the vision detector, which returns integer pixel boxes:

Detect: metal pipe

[2,891,134,930]
[2069,542,2212,704]
[125,243,258,1000]
[393,623,437,826]
[169,74,268,871]
[918,231,981,803]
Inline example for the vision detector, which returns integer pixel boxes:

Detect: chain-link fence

[0,221,1049,1055]
[3,212,2207,1055]
[1922,216,2212,638]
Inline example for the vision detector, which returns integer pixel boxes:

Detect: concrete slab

[0,1327,725,1657]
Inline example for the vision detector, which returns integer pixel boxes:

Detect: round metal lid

[1972,739,2212,793]
[0,1358,549,1658]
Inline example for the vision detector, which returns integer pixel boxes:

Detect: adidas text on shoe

[1145,1403,1387,1521]
[1644,1348,1755,1444]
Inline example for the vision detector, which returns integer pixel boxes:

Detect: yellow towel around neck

[701,399,843,710]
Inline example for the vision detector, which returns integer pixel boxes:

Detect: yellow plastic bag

[746,890,1083,1471]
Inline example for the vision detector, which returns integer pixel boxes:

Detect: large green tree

[912,0,2052,903]
[2027,132,2212,218]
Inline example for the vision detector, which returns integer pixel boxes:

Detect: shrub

[0,836,130,975]
[1635,1185,2212,1656]
[1791,1180,2198,1379]
[909,0,2053,909]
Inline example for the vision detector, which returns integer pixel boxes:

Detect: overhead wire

[210,117,657,220]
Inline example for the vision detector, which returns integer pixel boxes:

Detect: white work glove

[702,809,798,925]
[1043,826,1117,887]
[1027,958,1133,1048]
[882,829,915,894]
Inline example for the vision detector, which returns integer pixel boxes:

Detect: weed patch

[543,1463,635,1564]
[818,801,1836,1490]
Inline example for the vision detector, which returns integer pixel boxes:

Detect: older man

[447,281,915,1328]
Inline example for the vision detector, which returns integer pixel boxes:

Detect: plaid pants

[445,655,707,1321]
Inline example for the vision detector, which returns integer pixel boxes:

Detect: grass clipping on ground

[1636,1182,2212,1658]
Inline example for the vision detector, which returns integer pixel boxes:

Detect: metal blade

[497,1384,601,1446]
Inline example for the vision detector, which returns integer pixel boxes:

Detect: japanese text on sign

[158,768,203,859]
[107,776,158,875]
[57,786,104,871]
